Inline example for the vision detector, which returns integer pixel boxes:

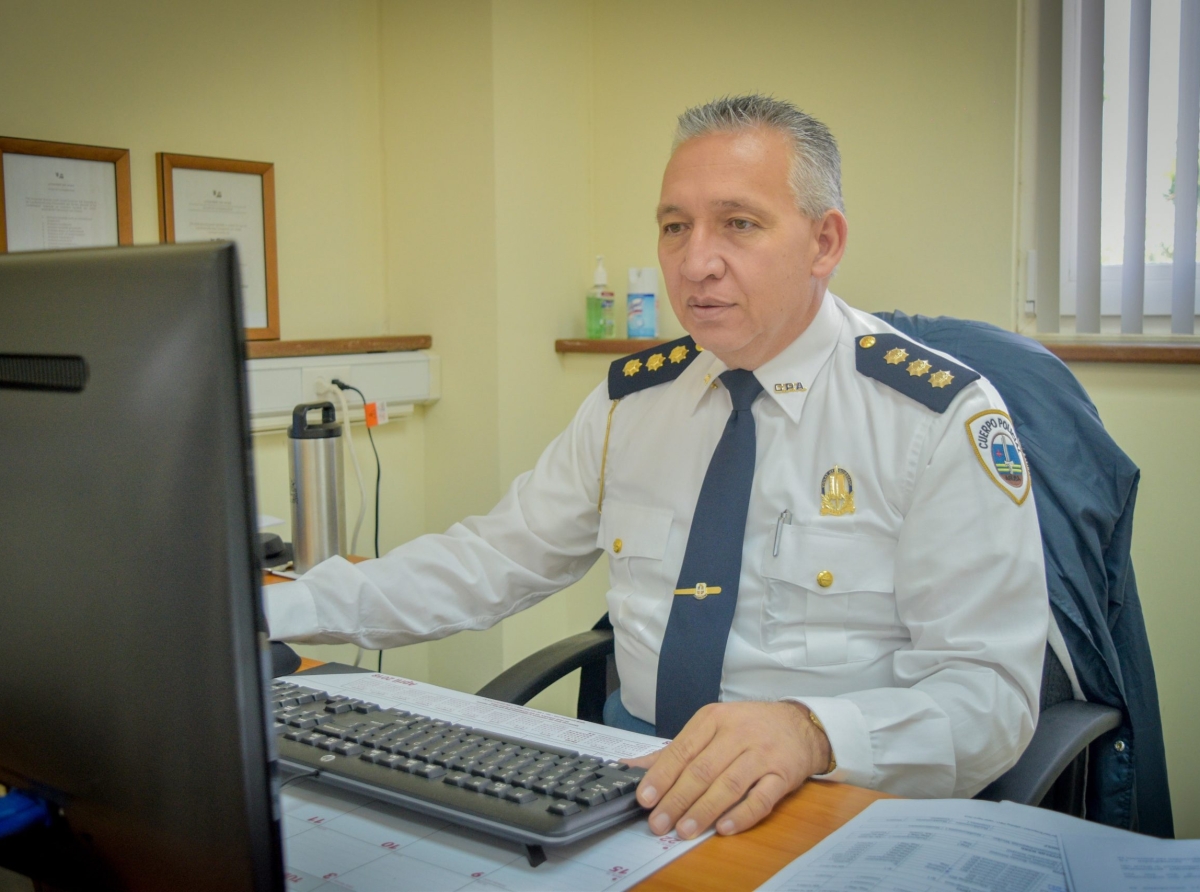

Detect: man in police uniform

[267,95,1049,840]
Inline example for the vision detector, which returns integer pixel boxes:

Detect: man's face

[657,127,842,369]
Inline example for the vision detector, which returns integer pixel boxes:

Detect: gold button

[703,373,711,383]
[859,335,876,349]
[816,570,833,587]
[613,538,622,554]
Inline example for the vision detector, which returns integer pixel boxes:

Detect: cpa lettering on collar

[966,410,1031,505]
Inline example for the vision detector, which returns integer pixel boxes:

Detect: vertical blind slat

[1120,0,1151,334]
[1172,0,1200,335]
[1075,0,1104,333]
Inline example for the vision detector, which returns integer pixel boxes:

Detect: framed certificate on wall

[157,153,280,340]
[1,137,133,253]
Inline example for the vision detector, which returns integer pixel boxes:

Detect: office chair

[478,312,1171,831]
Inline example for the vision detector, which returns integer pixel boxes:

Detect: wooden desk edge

[637,782,895,891]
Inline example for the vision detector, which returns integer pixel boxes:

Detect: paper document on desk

[756,798,1075,892]
[278,779,710,892]
[1061,832,1200,891]
[272,672,705,890]
[292,671,670,761]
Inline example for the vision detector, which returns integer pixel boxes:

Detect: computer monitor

[0,244,282,890]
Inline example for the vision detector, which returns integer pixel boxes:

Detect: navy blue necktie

[655,369,763,738]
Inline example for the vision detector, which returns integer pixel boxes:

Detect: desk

[265,570,893,890]
[639,782,891,891]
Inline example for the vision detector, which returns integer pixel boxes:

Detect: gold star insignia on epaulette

[623,358,642,376]
[907,359,932,377]
[885,347,908,365]
[929,370,954,388]
[646,353,665,371]
[669,345,689,364]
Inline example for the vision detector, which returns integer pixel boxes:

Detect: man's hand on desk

[623,701,832,840]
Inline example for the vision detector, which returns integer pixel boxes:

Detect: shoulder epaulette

[607,335,701,399]
[855,332,979,413]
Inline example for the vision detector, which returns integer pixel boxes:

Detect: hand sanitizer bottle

[586,256,615,339]
[626,267,658,338]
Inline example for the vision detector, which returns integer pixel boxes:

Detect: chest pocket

[597,500,674,635]
[760,525,896,666]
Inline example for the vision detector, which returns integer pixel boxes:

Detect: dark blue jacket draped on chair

[876,310,1172,838]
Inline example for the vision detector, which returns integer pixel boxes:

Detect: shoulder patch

[966,410,1031,505]
[607,335,701,399]
[855,332,980,413]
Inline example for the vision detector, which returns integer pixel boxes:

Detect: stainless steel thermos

[288,402,346,573]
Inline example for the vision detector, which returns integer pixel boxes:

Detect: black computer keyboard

[271,680,650,858]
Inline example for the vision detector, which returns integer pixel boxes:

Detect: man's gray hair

[673,94,844,219]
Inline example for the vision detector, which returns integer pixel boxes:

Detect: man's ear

[811,210,848,279]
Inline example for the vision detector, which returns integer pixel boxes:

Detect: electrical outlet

[302,366,351,403]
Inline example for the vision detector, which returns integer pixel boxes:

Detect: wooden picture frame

[0,137,133,253]
[157,153,280,340]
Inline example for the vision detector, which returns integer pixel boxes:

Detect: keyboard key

[288,717,317,729]
[548,801,581,816]
[503,788,538,805]
[324,702,353,715]
[334,742,364,756]
[359,749,388,764]
[572,788,607,807]
[318,738,339,752]
[531,780,559,795]
[413,764,446,779]
[396,759,424,773]
[551,783,581,800]
[463,777,490,793]
[608,778,637,796]
[488,767,521,784]
[483,782,511,798]
[442,771,470,787]
[353,702,381,713]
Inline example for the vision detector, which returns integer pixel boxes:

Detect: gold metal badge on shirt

[820,465,855,516]
[623,358,642,377]
[884,347,908,365]
[773,382,806,393]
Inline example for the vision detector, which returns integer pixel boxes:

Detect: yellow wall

[2,0,1195,837]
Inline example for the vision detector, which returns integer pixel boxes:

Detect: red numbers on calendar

[307,816,325,824]
[382,841,400,850]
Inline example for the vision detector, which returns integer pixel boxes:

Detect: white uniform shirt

[267,294,1049,799]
